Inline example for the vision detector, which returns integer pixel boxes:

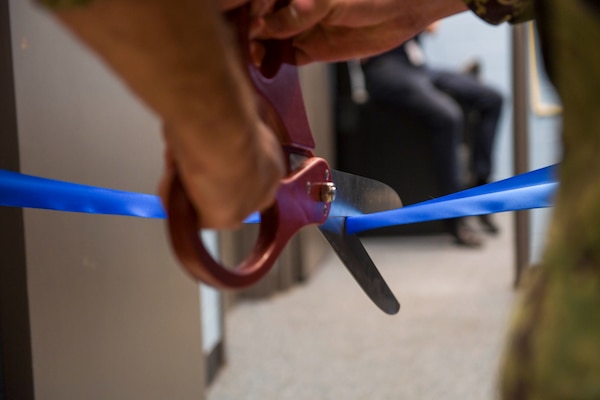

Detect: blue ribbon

[0,169,166,219]
[345,165,558,234]
[0,165,558,232]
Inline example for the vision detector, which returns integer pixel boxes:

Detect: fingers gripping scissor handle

[168,157,332,288]
[166,4,332,288]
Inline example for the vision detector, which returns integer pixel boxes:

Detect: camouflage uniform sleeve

[463,0,535,24]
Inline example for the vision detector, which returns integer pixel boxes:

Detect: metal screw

[325,169,330,181]
[320,182,337,203]
[306,182,312,194]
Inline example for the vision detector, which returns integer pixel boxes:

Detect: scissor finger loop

[166,2,337,289]
[167,156,333,288]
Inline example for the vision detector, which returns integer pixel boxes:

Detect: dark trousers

[363,53,503,195]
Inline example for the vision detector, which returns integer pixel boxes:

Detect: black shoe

[478,214,499,235]
[448,219,483,248]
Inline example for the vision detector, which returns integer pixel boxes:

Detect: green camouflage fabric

[464,0,535,24]
[468,0,600,398]
[501,1,600,399]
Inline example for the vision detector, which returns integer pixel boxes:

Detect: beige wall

[7,2,336,396]
[299,63,335,163]
[9,1,206,399]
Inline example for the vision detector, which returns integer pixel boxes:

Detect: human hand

[159,116,285,230]
[53,0,285,230]
[255,0,468,64]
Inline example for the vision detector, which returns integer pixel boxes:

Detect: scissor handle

[167,157,332,288]
[232,2,315,152]
[166,4,330,288]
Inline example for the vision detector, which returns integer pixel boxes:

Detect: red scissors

[166,3,402,314]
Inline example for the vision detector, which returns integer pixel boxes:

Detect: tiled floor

[208,214,516,400]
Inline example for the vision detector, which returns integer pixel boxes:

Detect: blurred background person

[362,22,504,246]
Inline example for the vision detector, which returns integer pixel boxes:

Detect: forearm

[258,0,468,64]
[392,0,468,31]
[48,0,256,140]
[323,0,467,28]
[414,0,469,25]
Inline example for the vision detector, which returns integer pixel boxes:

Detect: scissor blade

[319,218,400,315]
[329,169,403,217]
[319,170,402,314]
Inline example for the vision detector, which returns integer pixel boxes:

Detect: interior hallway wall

[9,1,206,398]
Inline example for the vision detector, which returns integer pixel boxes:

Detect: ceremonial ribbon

[0,169,166,219]
[346,165,557,234]
[0,165,558,232]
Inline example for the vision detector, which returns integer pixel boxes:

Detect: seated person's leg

[364,57,482,247]
[428,70,503,185]
[429,70,503,234]
[365,57,463,196]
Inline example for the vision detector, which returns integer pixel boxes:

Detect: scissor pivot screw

[320,182,337,203]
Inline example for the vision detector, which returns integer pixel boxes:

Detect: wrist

[54,0,253,126]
